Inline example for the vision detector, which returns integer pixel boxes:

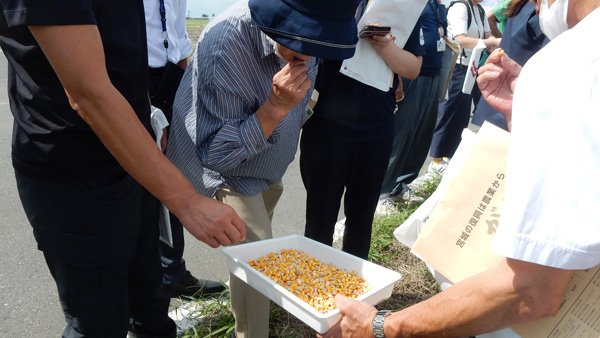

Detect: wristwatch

[372,310,392,338]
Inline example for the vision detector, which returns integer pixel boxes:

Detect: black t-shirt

[303,18,425,142]
[0,0,150,182]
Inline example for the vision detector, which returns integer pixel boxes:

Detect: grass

[174,174,443,338]
[177,292,235,338]
[185,19,209,46]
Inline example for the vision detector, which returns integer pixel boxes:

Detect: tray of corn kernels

[248,249,372,313]
[222,234,402,334]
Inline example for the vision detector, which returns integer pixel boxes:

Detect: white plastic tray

[221,234,402,334]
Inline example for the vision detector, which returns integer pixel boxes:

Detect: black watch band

[373,310,392,338]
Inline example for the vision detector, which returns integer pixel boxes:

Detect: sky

[186,0,238,18]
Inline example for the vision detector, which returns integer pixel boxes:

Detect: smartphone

[359,25,391,38]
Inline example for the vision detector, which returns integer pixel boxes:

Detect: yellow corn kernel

[248,249,373,313]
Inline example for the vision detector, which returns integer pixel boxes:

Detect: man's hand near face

[257,59,311,138]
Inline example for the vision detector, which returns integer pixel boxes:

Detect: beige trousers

[215,181,284,338]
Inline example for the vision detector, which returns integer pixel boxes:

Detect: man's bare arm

[320,258,573,338]
[386,258,573,337]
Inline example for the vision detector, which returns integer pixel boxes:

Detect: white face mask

[538,0,570,40]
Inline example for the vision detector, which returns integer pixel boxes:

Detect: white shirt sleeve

[491,19,600,270]
[174,0,193,61]
[447,3,470,39]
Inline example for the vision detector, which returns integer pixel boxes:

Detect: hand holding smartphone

[359,25,391,38]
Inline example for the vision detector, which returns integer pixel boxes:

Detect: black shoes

[163,271,226,299]
[127,318,176,338]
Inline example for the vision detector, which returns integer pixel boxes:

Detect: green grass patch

[185,18,209,43]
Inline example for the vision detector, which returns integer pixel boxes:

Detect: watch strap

[373,310,392,338]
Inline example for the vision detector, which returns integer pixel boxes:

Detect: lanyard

[159,0,169,49]
[427,0,441,26]
[427,0,445,38]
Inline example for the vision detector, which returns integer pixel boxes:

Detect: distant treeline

[186,14,216,20]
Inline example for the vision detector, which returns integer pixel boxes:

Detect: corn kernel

[248,249,372,313]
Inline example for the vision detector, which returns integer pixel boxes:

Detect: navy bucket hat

[249,0,361,60]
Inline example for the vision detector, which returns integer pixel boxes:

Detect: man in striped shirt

[166,0,360,336]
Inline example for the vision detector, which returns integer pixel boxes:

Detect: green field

[186,18,209,42]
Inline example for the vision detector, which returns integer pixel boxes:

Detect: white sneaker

[427,157,450,175]
[375,198,397,216]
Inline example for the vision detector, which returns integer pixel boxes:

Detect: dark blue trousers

[430,64,481,159]
[380,75,440,196]
[300,132,392,260]
[16,172,173,338]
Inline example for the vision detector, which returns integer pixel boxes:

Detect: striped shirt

[167,0,318,197]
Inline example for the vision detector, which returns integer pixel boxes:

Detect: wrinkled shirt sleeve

[194,85,274,173]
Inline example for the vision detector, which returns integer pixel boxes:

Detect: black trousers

[148,66,173,122]
[159,213,187,284]
[149,66,188,284]
[300,132,392,260]
[380,75,440,196]
[430,64,481,159]
[16,172,173,338]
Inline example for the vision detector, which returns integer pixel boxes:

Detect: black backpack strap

[448,0,472,61]
[449,0,472,28]
[449,0,486,33]
[476,4,486,28]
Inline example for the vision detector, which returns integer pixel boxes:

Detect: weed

[175,289,235,338]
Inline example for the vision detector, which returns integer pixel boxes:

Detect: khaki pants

[215,181,283,338]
